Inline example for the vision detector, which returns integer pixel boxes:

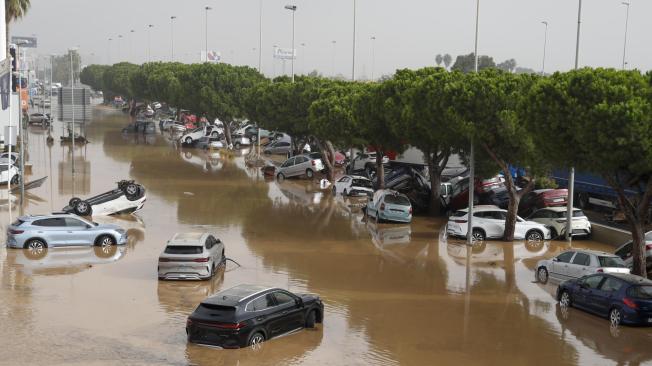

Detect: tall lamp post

[204,6,212,62]
[300,43,306,74]
[621,2,630,70]
[370,36,376,81]
[331,40,337,77]
[108,38,112,64]
[467,0,480,246]
[541,21,548,75]
[284,5,297,83]
[147,25,154,62]
[352,0,357,81]
[117,35,123,62]
[258,0,263,73]
[170,16,177,61]
[566,0,582,242]
[129,30,135,62]
[15,40,28,202]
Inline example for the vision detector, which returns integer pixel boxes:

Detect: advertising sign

[274,48,296,60]
[11,36,37,48]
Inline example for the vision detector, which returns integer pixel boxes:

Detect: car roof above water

[203,284,274,307]
[19,213,79,221]
[168,232,209,246]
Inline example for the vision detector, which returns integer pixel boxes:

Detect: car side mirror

[295,297,304,307]
[86,224,93,229]
[552,257,559,262]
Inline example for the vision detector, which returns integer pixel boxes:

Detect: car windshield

[451,210,467,218]
[628,286,652,299]
[164,246,203,255]
[384,194,410,206]
[554,210,586,218]
[0,165,10,172]
[598,256,627,268]
[352,179,372,188]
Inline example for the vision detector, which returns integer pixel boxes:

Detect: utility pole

[467,0,480,246]
[566,0,582,242]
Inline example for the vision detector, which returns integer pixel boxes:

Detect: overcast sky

[11,0,652,78]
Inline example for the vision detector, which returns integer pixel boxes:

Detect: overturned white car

[63,180,146,216]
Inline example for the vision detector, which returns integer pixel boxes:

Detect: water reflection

[5,246,127,276]
[157,267,225,317]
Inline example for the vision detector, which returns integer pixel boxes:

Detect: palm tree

[5,0,30,48]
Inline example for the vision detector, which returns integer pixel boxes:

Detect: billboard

[11,36,37,48]
[201,51,221,63]
[274,48,296,60]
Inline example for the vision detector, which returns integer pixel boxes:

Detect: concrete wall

[591,223,631,247]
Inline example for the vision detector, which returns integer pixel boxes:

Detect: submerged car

[62,180,146,216]
[233,135,252,149]
[614,232,652,271]
[333,175,373,197]
[528,207,591,239]
[0,163,20,185]
[264,140,292,155]
[158,232,225,280]
[276,154,324,180]
[6,213,127,250]
[28,113,51,126]
[446,205,551,241]
[365,190,413,223]
[536,249,629,284]
[186,284,324,348]
[557,273,652,326]
[519,189,568,217]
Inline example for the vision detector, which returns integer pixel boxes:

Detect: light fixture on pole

[467,0,480,246]
[147,24,154,62]
[352,0,357,81]
[171,16,177,62]
[541,21,548,75]
[284,5,297,83]
[370,36,376,81]
[621,2,630,70]
[205,6,212,62]
[566,0,582,243]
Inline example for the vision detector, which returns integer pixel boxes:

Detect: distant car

[62,180,146,216]
[180,126,222,145]
[447,175,505,211]
[186,284,324,348]
[233,136,251,149]
[535,249,629,284]
[614,232,652,271]
[6,213,127,251]
[276,154,324,180]
[0,152,21,167]
[528,207,591,239]
[264,140,292,155]
[28,113,50,125]
[333,175,374,197]
[123,121,156,134]
[196,136,225,150]
[557,273,652,326]
[519,189,568,217]
[365,189,413,223]
[347,152,389,176]
[446,205,551,242]
[158,232,225,280]
[244,127,271,142]
[0,163,20,185]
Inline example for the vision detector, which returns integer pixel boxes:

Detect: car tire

[69,197,81,208]
[74,200,92,216]
[10,174,19,185]
[609,307,622,326]
[343,189,348,196]
[305,310,317,328]
[234,142,241,149]
[211,132,219,138]
[95,235,116,248]
[306,169,314,179]
[124,183,141,200]
[550,228,558,240]
[277,172,285,182]
[526,230,544,242]
[185,137,193,145]
[24,239,47,259]
[248,332,265,348]
[537,267,549,284]
[471,228,485,242]
[560,290,572,308]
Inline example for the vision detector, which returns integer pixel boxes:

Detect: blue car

[557,273,652,326]
[365,189,412,224]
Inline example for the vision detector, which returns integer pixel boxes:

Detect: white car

[614,231,652,271]
[528,207,591,239]
[446,205,551,241]
[535,249,630,284]
[347,152,389,175]
[63,180,146,216]
[180,126,222,145]
[233,135,251,149]
[0,163,20,185]
[333,175,374,197]
[158,232,225,280]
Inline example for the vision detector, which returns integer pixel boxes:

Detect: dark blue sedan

[557,273,652,326]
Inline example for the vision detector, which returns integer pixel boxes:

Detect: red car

[519,189,568,216]
[447,176,506,211]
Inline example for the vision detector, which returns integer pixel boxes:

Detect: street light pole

[117,35,123,62]
[69,49,76,193]
[331,40,337,77]
[130,30,135,62]
[284,5,297,83]
[170,16,177,61]
[205,6,212,62]
[352,0,356,81]
[467,0,480,246]
[300,43,306,74]
[370,36,376,81]
[541,21,548,75]
[566,0,582,242]
[258,0,263,73]
[621,2,630,70]
[147,24,154,62]
[108,38,112,64]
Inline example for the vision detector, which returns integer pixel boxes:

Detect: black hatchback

[186,284,324,348]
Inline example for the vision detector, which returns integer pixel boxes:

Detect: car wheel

[69,197,81,208]
[305,310,317,328]
[248,332,265,348]
[185,137,193,145]
[526,230,544,242]
[96,235,116,248]
[537,267,549,284]
[234,142,241,149]
[560,291,572,308]
[124,183,140,199]
[471,228,485,242]
[74,200,92,216]
[306,169,314,179]
[10,174,19,185]
[343,189,348,196]
[24,239,47,259]
[550,228,558,240]
[211,132,218,138]
[609,308,622,326]
[277,172,285,182]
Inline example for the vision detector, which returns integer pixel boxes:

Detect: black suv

[186,284,323,348]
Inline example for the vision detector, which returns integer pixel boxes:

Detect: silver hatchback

[158,232,225,280]
[536,249,630,284]
[276,154,325,180]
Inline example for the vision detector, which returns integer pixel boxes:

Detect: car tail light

[158,258,170,262]
[217,322,246,330]
[409,207,413,214]
[380,203,385,211]
[646,244,652,251]
[312,160,316,166]
[453,220,468,224]
[8,229,23,235]
[596,268,604,273]
[193,257,209,263]
[623,297,638,309]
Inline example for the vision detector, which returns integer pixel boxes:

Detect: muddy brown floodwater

[1,106,651,366]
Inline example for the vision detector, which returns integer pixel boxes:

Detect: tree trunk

[375,150,385,189]
[224,122,232,147]
[323,140,336,183]
[426,149,450,217]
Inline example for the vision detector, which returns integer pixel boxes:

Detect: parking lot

[0,108,650,365]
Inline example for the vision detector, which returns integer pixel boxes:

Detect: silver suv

[158,232,225,280]
[536,249,630,284]
[6,214,127,252]
[277,154,325,180]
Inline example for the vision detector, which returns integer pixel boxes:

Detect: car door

[271,291,304,333]
[32,218,68,247]
[615,241,633,267]
[568,252,591,279]
[65,217,93,246]
[591,276,624,316]
[551,251,576,280]
[574,275,606,312]
[336,176,350,194]
[280,157,295,176]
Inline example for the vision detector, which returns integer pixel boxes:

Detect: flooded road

[1,106,651,365]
